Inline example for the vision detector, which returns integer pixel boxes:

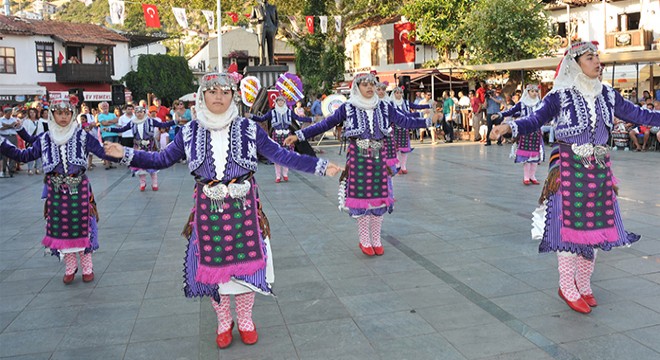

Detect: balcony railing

[604,29,653,52]
[56,63,112,83]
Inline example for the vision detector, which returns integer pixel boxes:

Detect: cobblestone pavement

[1,140,659,360]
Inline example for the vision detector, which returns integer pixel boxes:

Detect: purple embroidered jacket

[109,119,176,140]
[119,118,328,180]
[295,101,430,141]
[510,85,660,145]
[251,109,312,130]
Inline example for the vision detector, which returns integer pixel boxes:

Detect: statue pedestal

[244,65,288,88]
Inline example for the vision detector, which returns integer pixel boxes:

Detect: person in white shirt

[118,104,136,147]
[457,91,471,132]
[20,108,46,174]
[0,107,19,177]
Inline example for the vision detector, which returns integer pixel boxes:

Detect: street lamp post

[217,0,222,71]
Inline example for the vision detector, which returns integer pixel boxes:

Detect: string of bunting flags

[107,1,342,34]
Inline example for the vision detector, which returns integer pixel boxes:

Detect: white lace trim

[347,91,379,110]
[274,104,288,115]
[48,119,78,146]
[209,127,230,180]
[59,145,68,174]
[315,159,328,176]
[510,121,520,138]
[120,147,135,166]
[294,129,306,142]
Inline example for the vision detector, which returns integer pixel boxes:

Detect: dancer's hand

[325,162,342,177]
[490,114,499,120]
[104,142,125,158]
[490,124,511,140]
[283,135,298,146]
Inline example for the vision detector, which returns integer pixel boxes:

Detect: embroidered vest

[41,129,88,173]
[131,118,157,140]
[341,102,391,138]
[182,119,258,173]
[271,109,291,130]
[553,86,615,139]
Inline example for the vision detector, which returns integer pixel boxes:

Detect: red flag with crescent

[142,4,161,28]
[306,16,314,34]
[393,22,415,64]
[267,89,280,109]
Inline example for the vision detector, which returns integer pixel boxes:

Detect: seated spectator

[628,123,650,151]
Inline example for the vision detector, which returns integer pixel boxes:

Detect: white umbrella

[179,92,197,102]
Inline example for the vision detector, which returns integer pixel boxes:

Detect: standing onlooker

[442,91,455,142]
[485,86,506,146]
[98,102,118,169]
[310,94,323,122]
[21,107,46,175]
[152,97,170,122]
[469,90,482,141]
[78,105,97,168]
[118,104,135,148]
[458,91,471,132]
[418,92,438,144]
[0,107,18,177]
[170,100,191,136]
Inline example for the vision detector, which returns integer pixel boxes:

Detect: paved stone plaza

[0,141,659,360]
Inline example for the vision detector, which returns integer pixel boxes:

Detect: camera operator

[485,86,506,146]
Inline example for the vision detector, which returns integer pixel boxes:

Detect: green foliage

[462,0,553,64]
[123,54,196,105]
[401,0,472,62]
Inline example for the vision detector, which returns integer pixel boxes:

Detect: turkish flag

[393,22,415,64]
[227,12,238,23]
[267,89,280,108]
[305,16,314,34]
[142,4,161,28]
[57,51,64,67]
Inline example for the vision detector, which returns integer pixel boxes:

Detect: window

[0,47,16,74]
[618,12,641,31]
[371,42,379,66]
[97,47,114,75]
[36,42,54,73]
[556,22,567,38]
[386,40,394,64]
[352,44,360,68]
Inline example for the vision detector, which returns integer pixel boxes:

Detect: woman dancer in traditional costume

[284,73,430,257]
[104,73,340,348]
[108,106,175,191]
[493,84,545,185]
[1,98,113,284]
[390,87,429,174]
[375,81,400,173]
[491,41,660,314]
[247,95,313,183]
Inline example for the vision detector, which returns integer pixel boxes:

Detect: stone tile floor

[0,140,658,359]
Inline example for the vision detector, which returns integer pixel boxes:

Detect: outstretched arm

[256,126,336,176]
[249,111,272,123]
[500,102,523,118]
[293,105,345,141]
[291,112,313,123]
[508,93,559,137]
[0,136,41,163]
[106,130,185,169]
[613,91,660,127]
[153,120,177,128]
[16,127,38,144]
[390,103,431,129]
[108,123,131,133]
[409,102,430,110]
[87,134,121,162]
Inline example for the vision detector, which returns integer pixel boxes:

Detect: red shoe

[359,243,375,256]
[140,185,146,191]
[275,178,281,183]
[152,185,158,191]
[373,246,384,256]
[216,322,234,349]
[238,323,258,345]
[581,293,598,307]
[401,169,408,174]
[523,179,531,185]
[530,179,540,185]
[283,176,289,182]
[63,268,77,284]
[558,288,591,314]
[82,272,94,282]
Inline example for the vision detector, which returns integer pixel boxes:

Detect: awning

[0,84,47,96]
[460,50,660,72]
[39,82,112,102]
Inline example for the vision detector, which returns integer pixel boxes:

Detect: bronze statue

[250,0,278,66]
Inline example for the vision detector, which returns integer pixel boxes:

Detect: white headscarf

[48,99,79,146]
[347,73,379,110]
[132,106,147,125]
[195,72,241,131]
[553,41,602,98]
[389,87,404,107]
[274,95,288,115]
[520,84,540,107]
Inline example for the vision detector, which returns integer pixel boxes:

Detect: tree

[288,0,347,96]
[123,55,196,105]
[401,0,473,63]
[462,0,553,64]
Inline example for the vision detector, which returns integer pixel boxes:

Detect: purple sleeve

[613,91,660,127]
[389,103,430,129]
[109,123,131,133]
[0,137,41,163]
[257,126,327,176]
[87,134,118,162]
[153,120,176,128]
[410,103,430,110]
[17,128,38,144]
[119,129,185,168]
[250,111,272,123]
[501,102,522,118]
[511,93,560,137]
[291,112,313,123]
[296,105,345,141]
